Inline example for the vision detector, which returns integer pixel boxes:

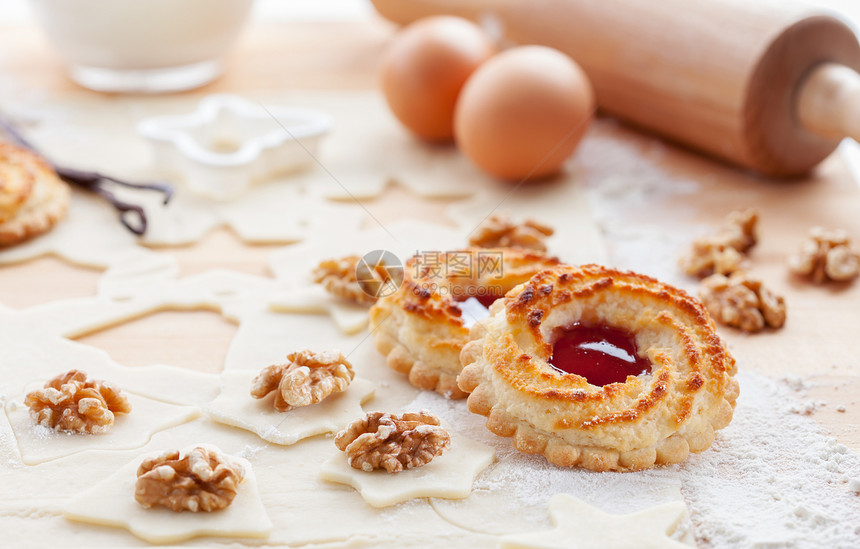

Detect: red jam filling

[548,323,651,386]
[470,293,501,309]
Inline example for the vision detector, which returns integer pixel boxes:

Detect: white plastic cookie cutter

[137,94,332,200]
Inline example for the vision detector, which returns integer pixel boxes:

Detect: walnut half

[135,446,245,513]
[788,227,859,283]
[469,213,554,252]
[335,411,451,473]
[699,272,786,333]
[251,350,354,412]
[680,209,759,278]
[24,370,131,434]
[312,255,377,305]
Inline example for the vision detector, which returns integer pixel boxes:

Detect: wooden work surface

[0,18,859,451]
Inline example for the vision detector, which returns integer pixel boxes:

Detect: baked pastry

[0,142,70,247]
[458,264,738,471]
[369,248,560,399]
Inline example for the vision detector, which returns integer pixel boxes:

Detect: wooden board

[0,17,858,452]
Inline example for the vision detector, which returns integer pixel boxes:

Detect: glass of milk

[30,0,256,93]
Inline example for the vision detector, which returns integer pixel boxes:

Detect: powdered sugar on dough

[207,370,375,445]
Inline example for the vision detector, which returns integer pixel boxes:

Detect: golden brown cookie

[369,248,560,399]
[0,143,70,247]
[458,264,738,471]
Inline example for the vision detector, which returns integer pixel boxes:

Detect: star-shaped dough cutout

[269,284,371,335]
[207,370,375,445]
[5,388,200,465]
[499,493,690,549]
[347,180,461,230]
[63,444,272,543]
[319,422,495,508]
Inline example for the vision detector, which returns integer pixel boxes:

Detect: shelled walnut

[468,213,554,252]
[312,255,377,305]
[135,446,245,513]
[788,227,860,283]
[251,350,354,412]
[334,411,451,473]
[24,369,131,434]
[699,272,786,333]
[680,209,759,278]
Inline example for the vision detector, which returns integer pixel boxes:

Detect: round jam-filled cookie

[369,248,560,399]
[0,143,70,247]
[458,264,738,471]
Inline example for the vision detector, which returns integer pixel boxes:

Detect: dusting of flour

[575,129,705,288]
[405,371,860,548]
[678,373,860,548]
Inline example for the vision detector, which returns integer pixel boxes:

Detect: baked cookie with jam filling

[369,248,559,399]
[458,264,738,471]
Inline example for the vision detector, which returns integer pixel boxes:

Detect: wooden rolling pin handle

[797,63,860,144]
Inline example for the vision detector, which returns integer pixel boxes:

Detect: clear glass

[30,0,254,93]
[68,60,223,94]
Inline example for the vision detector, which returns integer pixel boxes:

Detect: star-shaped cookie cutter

[138,94,332,200]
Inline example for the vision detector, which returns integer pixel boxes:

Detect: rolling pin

[371,0,860,177]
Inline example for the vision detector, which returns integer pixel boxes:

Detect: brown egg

[454,46,595,181]
[380,16,497,142]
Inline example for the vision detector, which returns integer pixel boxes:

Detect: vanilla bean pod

[0,115,173,235]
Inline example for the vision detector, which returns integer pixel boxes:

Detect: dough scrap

[207,370,375,445]
[499,493,690,549]
[320,424,494,508]
[270,284,371,335]
[5,391,200,465]
[430,462,692,538]
[63,444,272,543]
